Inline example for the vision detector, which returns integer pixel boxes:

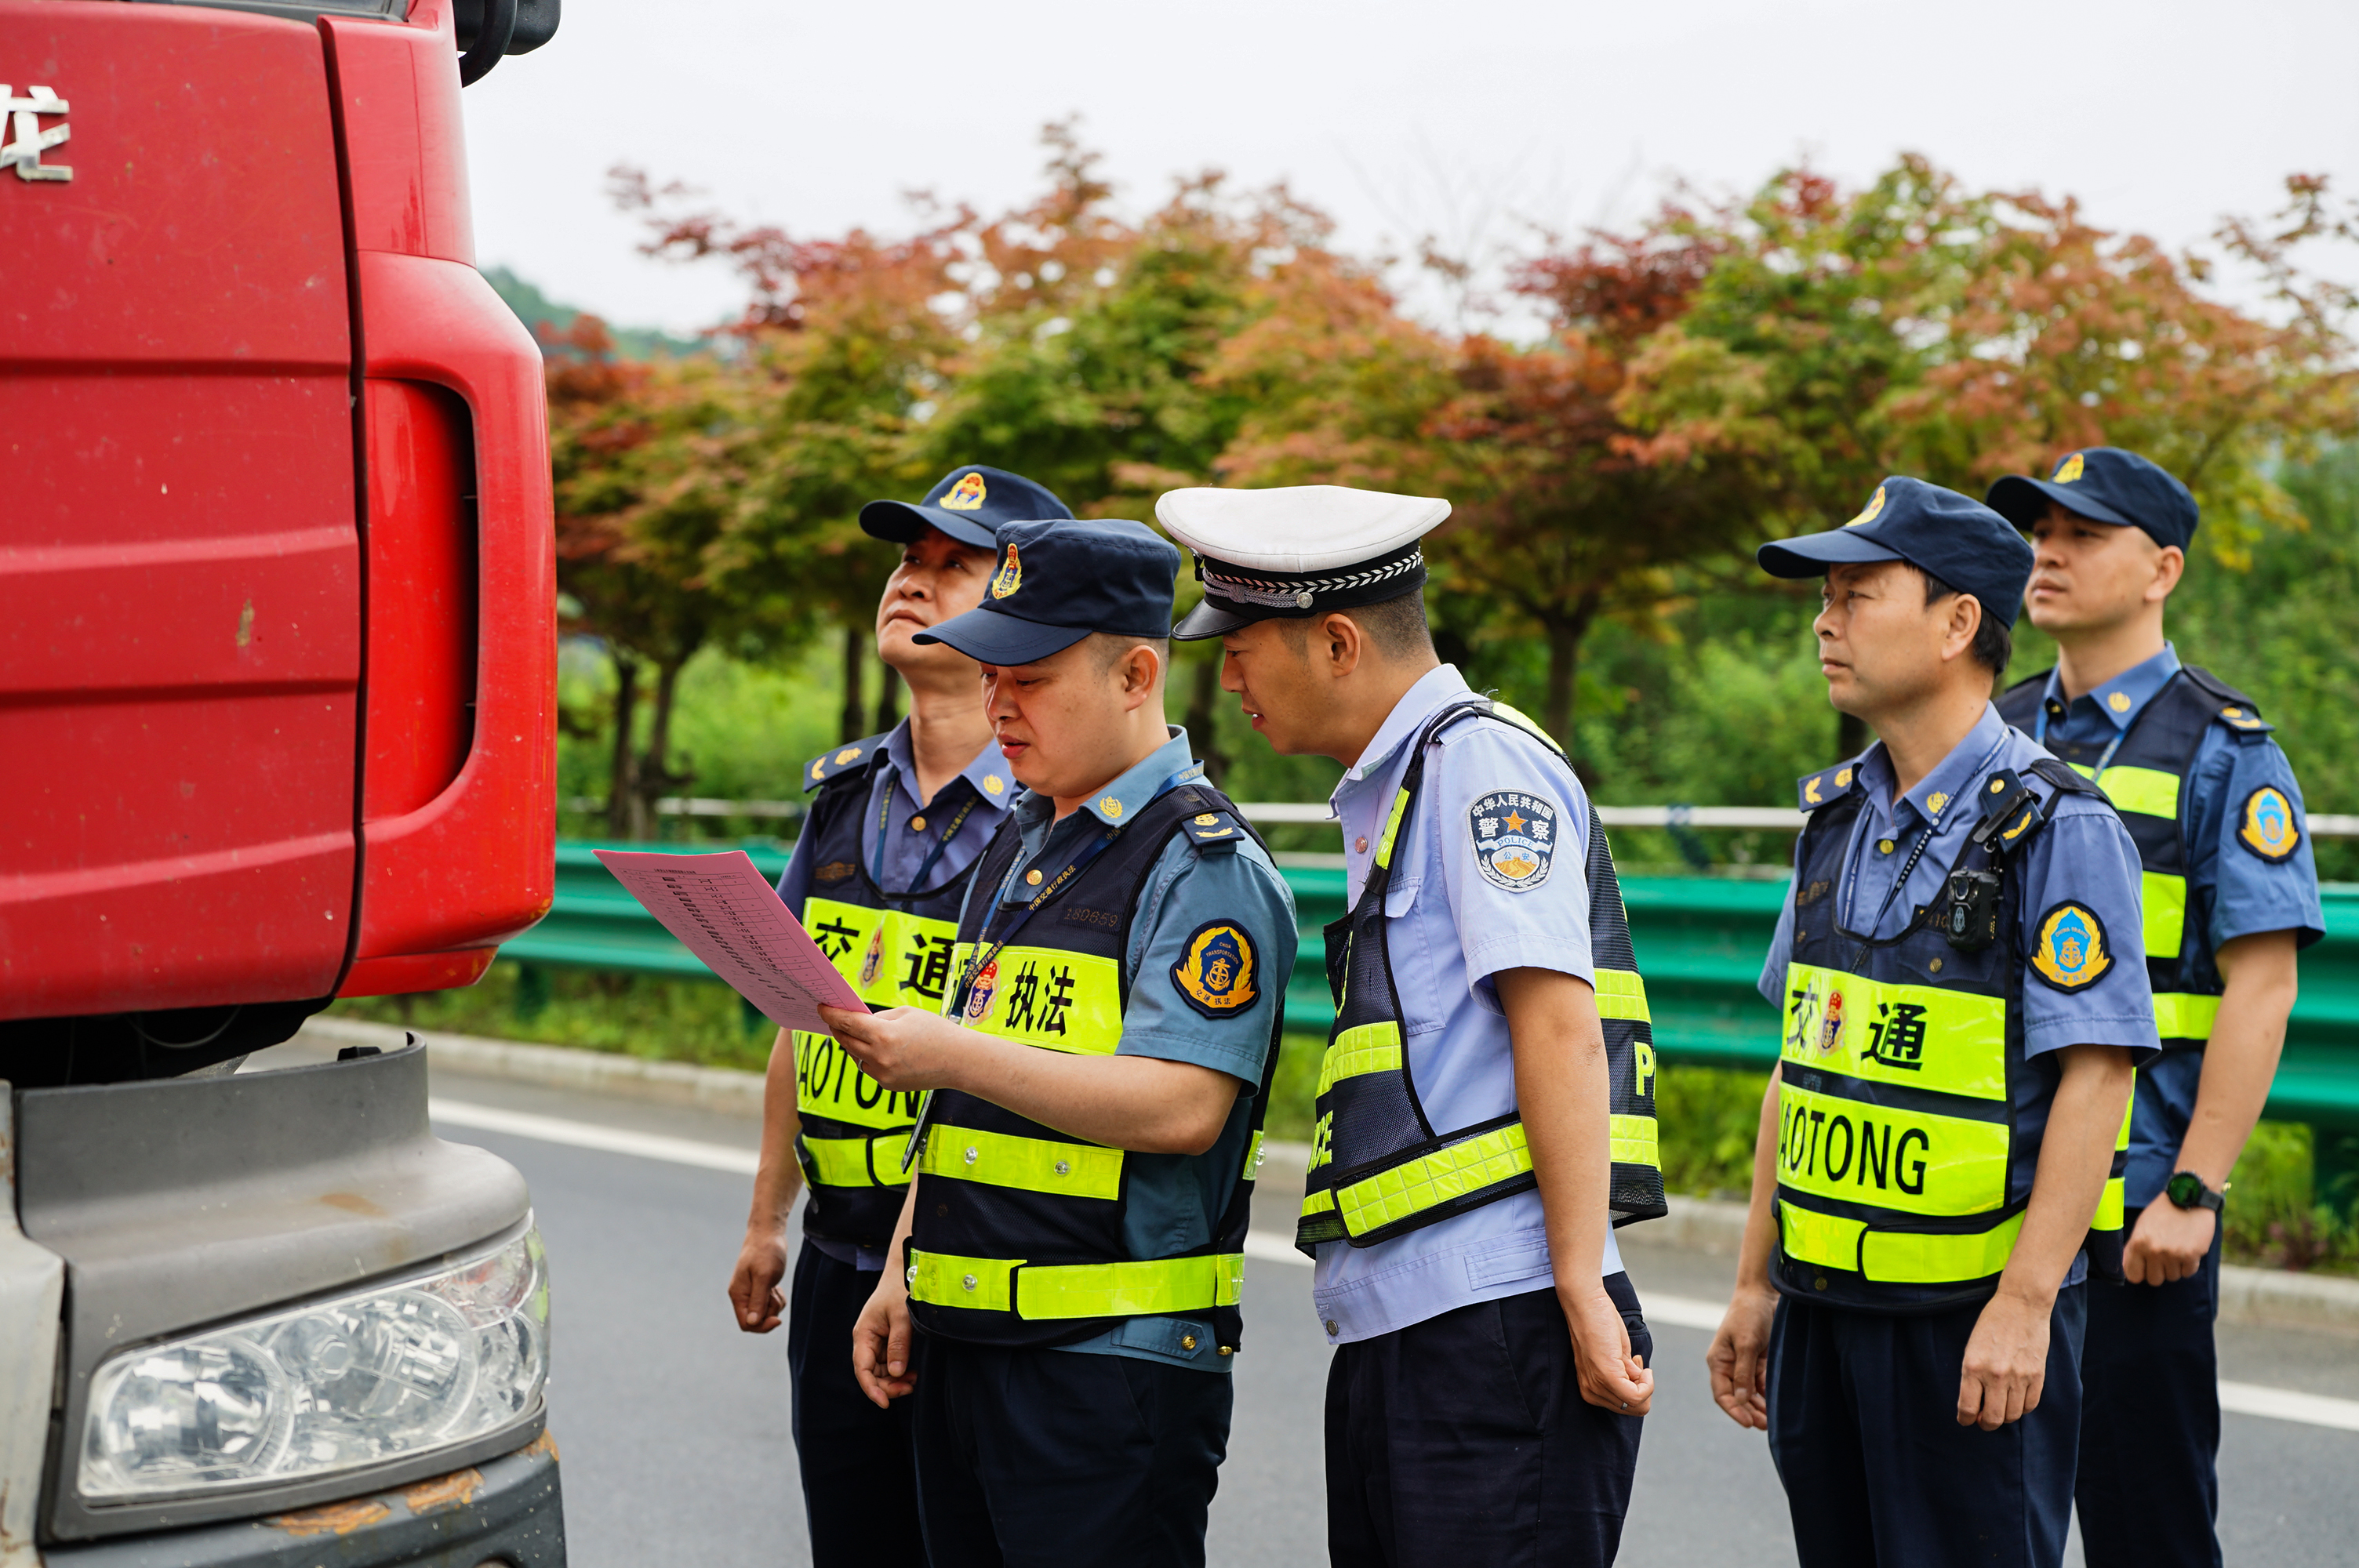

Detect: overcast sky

[461,0,2359,337]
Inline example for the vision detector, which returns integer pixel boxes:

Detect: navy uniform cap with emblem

[1985,446,2200,552]
[914,517,1180,666]
[1154,484,1450,640]
[1756,474,2034,627]
[858,463,1074,550]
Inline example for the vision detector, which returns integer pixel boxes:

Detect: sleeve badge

[2237,786,2301,862]
[1470,790,1558,892]
[2031,902,2113,993]
[1171,921,1259,1018]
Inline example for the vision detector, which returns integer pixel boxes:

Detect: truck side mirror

[454,0,561,85]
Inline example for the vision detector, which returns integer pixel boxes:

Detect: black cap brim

[859,499,999,550]
[911,605,1094,666]
[1756,529,1908,579]
[1984,476,2137,532]
[1172,596,1281,641]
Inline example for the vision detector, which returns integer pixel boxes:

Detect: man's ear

[1121,644,1164,702]
[1323,612,1367,678]
[1941,593,1983,664]
[2149,544,2186,604]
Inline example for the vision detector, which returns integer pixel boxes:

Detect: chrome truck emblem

[1,85,71,183]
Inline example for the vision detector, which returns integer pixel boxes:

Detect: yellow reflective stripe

[1778,1205,2026,1285]
[1316,1021,1403,1097]
[1242,1129,1266,1181]
[2142,870,2186,962]
[947,942,1124,1055]
[1301,1186,1337,1218]
[1777,1084,2008,1217]
[805,898,964,1008]
[1375,787,1412,869]
[1595,967,1650,1022]
[794,1029,929,1130]
[2093,1176,2126,1233]
[2086,764,2181,822]
[1336,1122,1532,1236]
[1016,1254,1245,1320]
[917,1127,1124,1201]
[909,1250,1021,1312]
[1611,1112,1658,1170]
[2154,991,2220,1043]
[799,1133,911,1189]
[1783,963,2008,1101]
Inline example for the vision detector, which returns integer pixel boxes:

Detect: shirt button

[1354,837,1369,853]
[964,1146,980,1165]
[1325,1319,1339,1336]
[1181,1334,1198,1352]
[911,815,929,833]
[1877,838,1896,855]
[1026,869,1043,886]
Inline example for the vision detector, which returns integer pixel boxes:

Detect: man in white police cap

[1160,485,1668,1566]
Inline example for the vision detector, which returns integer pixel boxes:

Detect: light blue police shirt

[1312,665,1629,1346]
[957,728,1299,1373]
[1756,702,2162,1285]
[2029,644,2324,1207]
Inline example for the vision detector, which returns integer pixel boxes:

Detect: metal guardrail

[509,842,2359,1181]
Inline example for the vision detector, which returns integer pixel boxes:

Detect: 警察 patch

[2031,902,2112,993]
[1470,790,1558,892]
[1171,921,1259,1019]
[2237,786,2301,863]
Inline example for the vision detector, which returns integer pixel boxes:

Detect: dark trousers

[1766,1284,2088,1568]
[2075,1210,2224,1568]
[1324,1276,1649,1568]
[911,1334,1234,1568]
[787,1240,926,1568]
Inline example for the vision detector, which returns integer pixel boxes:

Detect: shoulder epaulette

[2179,666,2274,737]
[2022,756,2105,800]
[1796,759,1864,811]
[802,732,889,793]
[1178,805,1249,852]
[1474,699,1572,760]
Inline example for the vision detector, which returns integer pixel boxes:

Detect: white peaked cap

[1154,485,1451,574]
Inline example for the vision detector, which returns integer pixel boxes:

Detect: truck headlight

[79,1227,548,1502]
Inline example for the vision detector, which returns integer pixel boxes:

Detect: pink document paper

[591,849,867,1036]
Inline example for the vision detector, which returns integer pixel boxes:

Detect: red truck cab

[0,5,567,1563]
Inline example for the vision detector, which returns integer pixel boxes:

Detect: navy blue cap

[859,464,1073,550]
[914,519,1181,666]
[1757,476,2035,630]
[1985,447,2199,551]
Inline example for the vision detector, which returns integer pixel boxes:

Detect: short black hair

[1277,591,1434,662]
[1916,566,2012,673]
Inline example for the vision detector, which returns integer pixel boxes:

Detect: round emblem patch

[943,471,989,511]
[858,924,887,989]
[1470,790,1558,892]
[990,543,1021,600]
[1170,921,1259,1019]
[2237,786,2300,863]
[2032,902,2112,993]
[962,958,1000,1022]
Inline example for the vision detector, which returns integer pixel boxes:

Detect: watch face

[2168,1172,2205,1208]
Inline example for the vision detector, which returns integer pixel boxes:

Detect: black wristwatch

[2165,1171,2225,1213]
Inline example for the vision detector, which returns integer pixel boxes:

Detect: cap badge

[1845,486,1888,528]
[2053,453,2085,484]
[990,543,1021,600]
[1295,591,1314,609]
[943,471,988,511]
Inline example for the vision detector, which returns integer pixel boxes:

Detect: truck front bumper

[43,1434,564,1568]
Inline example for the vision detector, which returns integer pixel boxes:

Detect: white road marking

[431,1098,760,1174]
[431,1109,2359,1437]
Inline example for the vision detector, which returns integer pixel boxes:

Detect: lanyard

[2033,695,2129,775]
[871,772,981,898]
[1837,728,2005,971]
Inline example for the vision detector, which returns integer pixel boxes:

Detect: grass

[340,971,2359,1275]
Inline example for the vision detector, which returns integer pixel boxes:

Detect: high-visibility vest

[906,779,1282,1351]
[1998,665,2271,1053]
[1774,755,2128,1309]
[1294,697,1667,1255]
[791,733,983,1250]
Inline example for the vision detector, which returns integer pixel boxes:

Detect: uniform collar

[881,720,1019,811]
[1014,727,1201,829]
[1856,702,2012,830]
[1336,663,1473,796]
[2041,642,2181,735]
